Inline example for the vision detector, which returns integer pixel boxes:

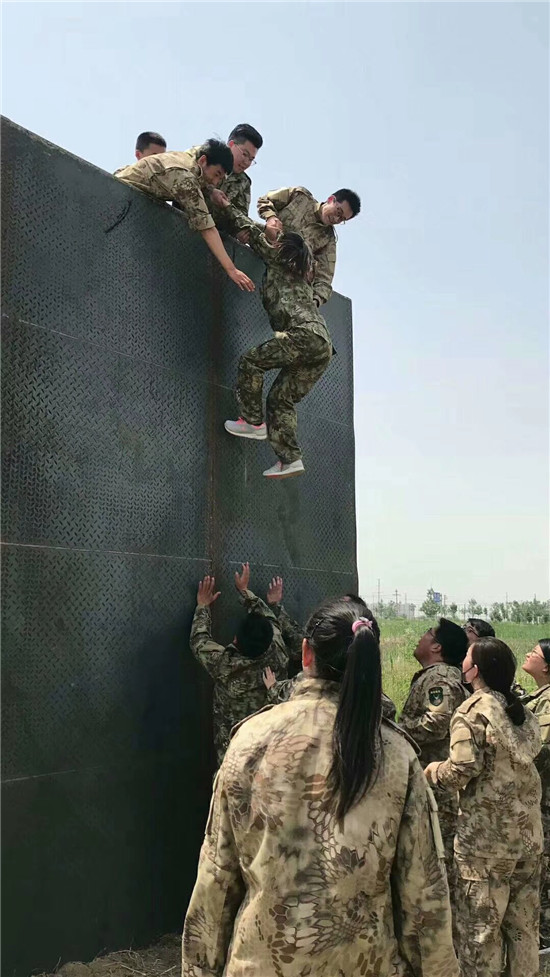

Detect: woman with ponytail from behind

[425,637,543,977]
[183,597,458,977]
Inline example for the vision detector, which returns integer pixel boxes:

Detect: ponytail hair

[305,598,382,821]
[471,637,526,726]
[277,232,315,281]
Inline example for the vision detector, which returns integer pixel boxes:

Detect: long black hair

[471,637,526,726]
[277,232,315,281]
[539,638,550,666]
[305,597,382,822]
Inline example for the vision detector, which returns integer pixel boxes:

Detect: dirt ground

[36,935,180,977]
[34,934,550,976]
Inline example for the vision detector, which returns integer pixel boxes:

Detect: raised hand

[263,666,276,690]
[234,562,251,592]
[267,575,283,606]
[197,575,221,607]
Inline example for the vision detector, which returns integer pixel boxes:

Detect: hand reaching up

[197,575,221,607]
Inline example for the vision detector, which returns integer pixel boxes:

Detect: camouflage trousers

[453,853,541,977]
[540,807,550,941]
[431,786,457,896]
[236,329,332,464]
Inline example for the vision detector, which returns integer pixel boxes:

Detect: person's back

[445,688,542,858]
[214,681,453,975]
[183,599,458,977]
[426,637,543,977]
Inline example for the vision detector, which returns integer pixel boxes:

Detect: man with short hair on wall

[257,185,361,307]
[197,123,263,243]
[135,131,167,160]
[115,138,254,292]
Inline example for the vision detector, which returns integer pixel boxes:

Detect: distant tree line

[417,588,549,624]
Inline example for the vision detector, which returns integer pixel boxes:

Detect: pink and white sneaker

[263,459,305,479]
[224,418,267,440]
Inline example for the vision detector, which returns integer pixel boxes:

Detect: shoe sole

[264,469,305,479]
[224,424,267,441]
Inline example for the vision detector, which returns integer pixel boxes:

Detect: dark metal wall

[1,117,357,976]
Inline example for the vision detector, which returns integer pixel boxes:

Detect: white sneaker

[224,418,267,440]
[263,459,305,479]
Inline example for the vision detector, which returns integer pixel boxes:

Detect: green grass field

[381,619,547,715]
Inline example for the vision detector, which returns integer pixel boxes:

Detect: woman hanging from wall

[182,596,458,977]
[425,637,543,977]
[222,212,333,480]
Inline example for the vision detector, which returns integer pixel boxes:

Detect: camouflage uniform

[433,689,543,977]
[523,684,550,942]
[115,150,216,232]
[399,663,469,876]
[231,217,332,465]
[190,589,289,765]
[183,677,459,977]
[257,187,336,306]
[186,145,251,234]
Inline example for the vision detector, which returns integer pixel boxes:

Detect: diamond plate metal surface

[1,116,357,976]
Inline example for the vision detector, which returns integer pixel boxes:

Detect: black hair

[343,593,367,611]
[135,131,166,153]
[342,596,380,644]
[228,123,263,150]
[539,639,550,667]
[471,637,526,726]
[305,597,382,822]
[277,231,314,280]
[197,138,234,175]
[434,618,468,666]
[467,618,495,638]
[333,188,361,217]
[235,613,273,659]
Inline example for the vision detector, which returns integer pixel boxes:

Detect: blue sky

[3,1,548,608]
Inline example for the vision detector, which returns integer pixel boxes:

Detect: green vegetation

[381,619,546,715]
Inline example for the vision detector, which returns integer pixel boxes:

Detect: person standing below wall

[189,563,289,767]
[425,637,543,977]
[521,638,550,949]
[263,594,397,721]
[114,139,255,292]
[183,597,458,977]
[398,619,469,880]
[257,185,361,308]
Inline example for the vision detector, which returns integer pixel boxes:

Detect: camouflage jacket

[523,684,550,812]
[256,186,336,307]
[114,150,215,232]
[187,145,251,234]
[399,663,469,765]
[434,689,543,859]
[189,589,289,765]
[231,217,331,345]
[183,677,458,977]
[267,671,397,722]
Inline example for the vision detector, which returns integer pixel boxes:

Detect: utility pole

[377,578,381,606]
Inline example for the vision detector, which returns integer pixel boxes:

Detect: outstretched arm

[199,226,255,291]
[190,576,227,679]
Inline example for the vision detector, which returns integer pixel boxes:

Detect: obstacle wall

[0,117,357,976]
